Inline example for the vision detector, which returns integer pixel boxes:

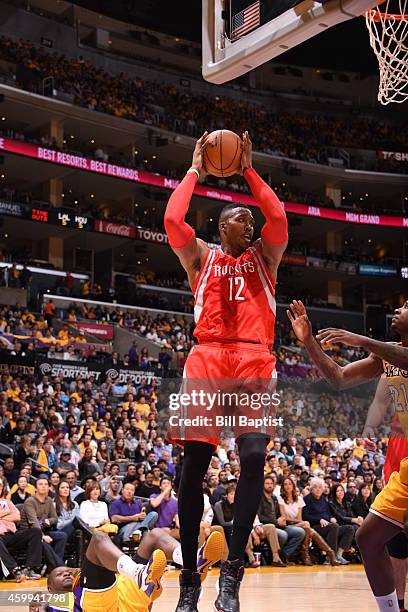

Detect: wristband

[242,166,252,176]
[187,168,200,179]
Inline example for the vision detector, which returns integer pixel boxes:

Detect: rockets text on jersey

[192,241,276,348]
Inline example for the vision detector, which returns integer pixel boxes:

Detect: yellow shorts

[370,457,408,527]
[77,578,150,612]
[117,576,151,612]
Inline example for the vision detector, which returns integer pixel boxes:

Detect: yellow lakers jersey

[383,343,408,436]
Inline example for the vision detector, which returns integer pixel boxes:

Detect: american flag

[231,1,261,41]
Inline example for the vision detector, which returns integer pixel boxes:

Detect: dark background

[72,0,378,74]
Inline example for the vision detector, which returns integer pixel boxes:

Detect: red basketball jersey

[192,242,277,348]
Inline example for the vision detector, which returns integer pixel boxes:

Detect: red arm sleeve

[244,167,288,246]
[164,171,197,249]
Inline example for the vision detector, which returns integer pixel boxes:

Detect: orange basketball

[203,130,242,177]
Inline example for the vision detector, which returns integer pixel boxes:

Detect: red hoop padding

[367,9,408,21]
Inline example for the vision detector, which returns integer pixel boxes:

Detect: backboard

[202,0,380,84]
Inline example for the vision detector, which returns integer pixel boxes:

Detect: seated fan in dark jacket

[351,484,374,520]
[329,484,364,539]
[303,478,355,566]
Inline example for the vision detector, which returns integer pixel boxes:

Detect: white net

[365,0,408,104]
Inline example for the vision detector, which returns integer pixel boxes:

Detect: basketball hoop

[365,1,408,105]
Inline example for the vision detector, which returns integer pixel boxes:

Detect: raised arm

[287,300,383,389]
[241,132,288,280]
[316,328,408,372]
[362,375,391,438]
[164,133,209,288]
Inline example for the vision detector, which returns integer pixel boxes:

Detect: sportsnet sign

[37,358,103,382]
[36,359,160,385]
[378,150,408,162]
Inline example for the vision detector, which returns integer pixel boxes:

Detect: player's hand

[240,131,252,174]
[191,131,209,176]
[316,328,368,348]
[287,300,313,344]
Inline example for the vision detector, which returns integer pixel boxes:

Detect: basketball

[203,129,242,177]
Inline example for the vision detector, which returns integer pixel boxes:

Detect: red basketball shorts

[384,437,408,484]
[170,342,278,446]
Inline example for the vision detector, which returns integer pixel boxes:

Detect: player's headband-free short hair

[218,203,252,224]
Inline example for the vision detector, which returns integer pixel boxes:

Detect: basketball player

[47,531,166,612]
[164,131,288,612]
[47,529,223,612]
[364,377,408,612]
[287,299,408,612]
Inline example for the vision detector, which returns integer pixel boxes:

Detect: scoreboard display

[30,207,91,230]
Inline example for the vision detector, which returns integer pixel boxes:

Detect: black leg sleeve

[178,441,214,570]
[229,434,269,561]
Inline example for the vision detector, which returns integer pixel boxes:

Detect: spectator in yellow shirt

[6,381,21,402]
[75,330,87,344]
[58,324,70,342]
[131,413,147,434]
[134,396,151,419]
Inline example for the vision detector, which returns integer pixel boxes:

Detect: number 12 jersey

[192,241,277,349]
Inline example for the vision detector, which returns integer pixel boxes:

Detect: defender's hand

[316,328,368,348]
[287,300,313,344]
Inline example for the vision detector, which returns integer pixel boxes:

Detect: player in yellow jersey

[363,374,408,612]
[287,299,408,612]
[48,531,166,612]
[48,526,224,612]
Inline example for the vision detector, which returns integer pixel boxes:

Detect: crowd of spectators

[0,282,393,580]
[0,350,390,577]
[0,36,407,176]
[0,302,112,362]
[61,302,194,358]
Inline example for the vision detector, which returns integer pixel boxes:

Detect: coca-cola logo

[95,220,135,238]
[106,223,132,237]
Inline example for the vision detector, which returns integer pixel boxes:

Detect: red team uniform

[184,242,278,442]
[192,242,276,348]
[164,166,287,445]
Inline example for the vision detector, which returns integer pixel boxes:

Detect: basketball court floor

[1,566,381,611]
